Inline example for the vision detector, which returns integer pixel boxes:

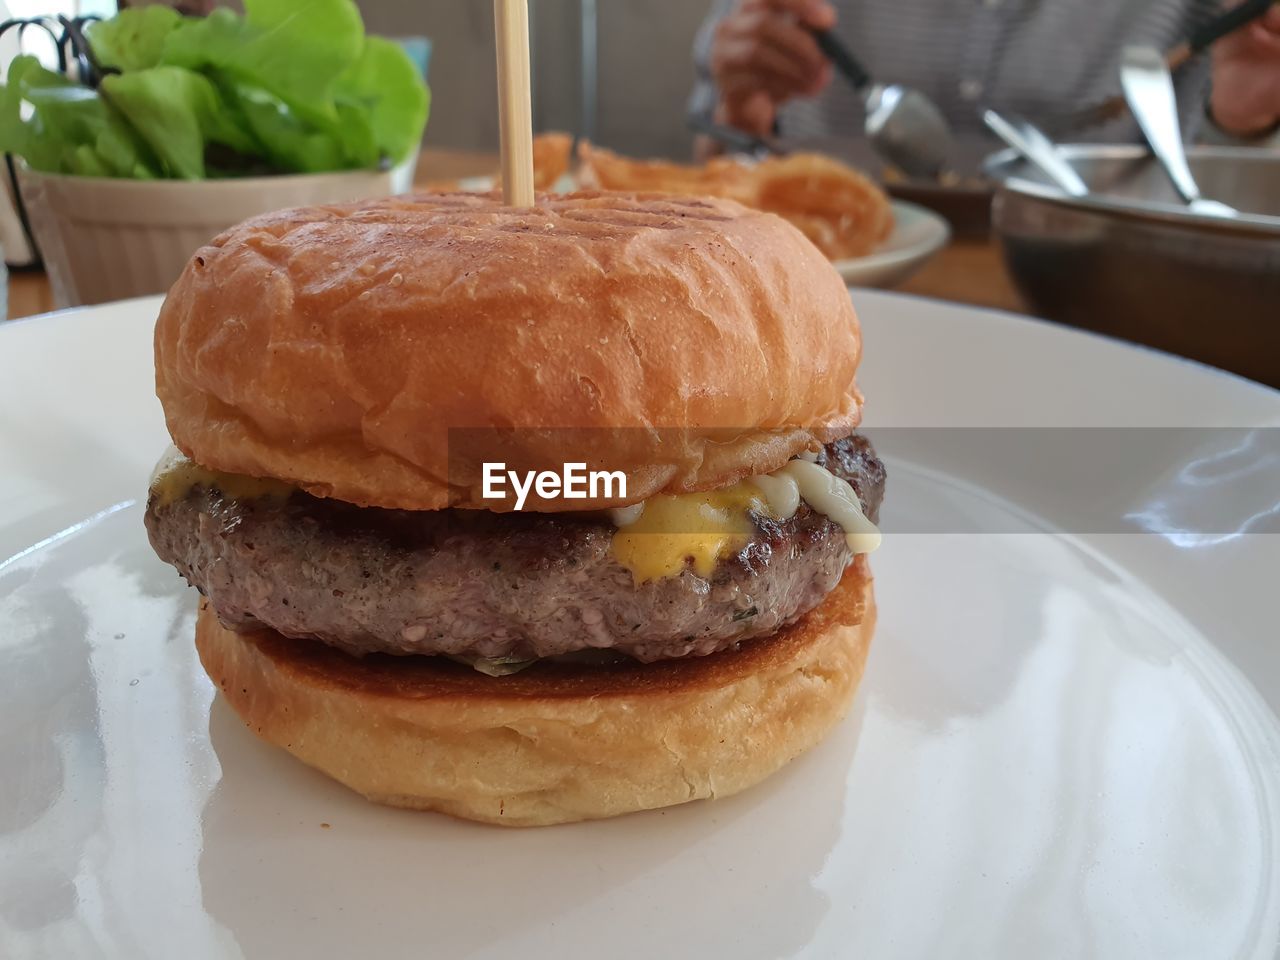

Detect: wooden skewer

[493,0,535,206]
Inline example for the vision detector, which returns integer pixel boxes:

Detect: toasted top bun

[155,191,863,511]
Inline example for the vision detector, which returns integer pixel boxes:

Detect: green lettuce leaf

[86,6,182,72]
[0,57,66,171]
[0,55,156,177]
[161,0,363,129]
[334,36,429,164]
[218,80,344,174]
[333,100,379,169]
[101,67,259,179]
[0,0,428,180]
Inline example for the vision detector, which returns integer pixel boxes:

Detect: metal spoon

[1119,45,1237,217]
[983,109,1089,197]
[812,29,952,180]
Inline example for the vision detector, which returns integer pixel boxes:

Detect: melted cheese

[610,484,765,583]
[610,457,881,582]
[607,502,645,528]
[752,460,882,555]
[149,447,295,505]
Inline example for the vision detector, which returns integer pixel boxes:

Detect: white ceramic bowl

[17,158,416,308]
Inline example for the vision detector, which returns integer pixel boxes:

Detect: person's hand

[1210,3,1280,136]
[710,0,837,137]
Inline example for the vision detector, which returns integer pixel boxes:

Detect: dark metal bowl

[984,145,1280,388]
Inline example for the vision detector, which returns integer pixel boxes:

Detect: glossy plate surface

[1,293,1278,960]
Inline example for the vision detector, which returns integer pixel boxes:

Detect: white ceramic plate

[2,293,1278,960]
[457,175,947,289]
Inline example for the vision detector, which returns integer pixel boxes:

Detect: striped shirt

[690,0,1226,172]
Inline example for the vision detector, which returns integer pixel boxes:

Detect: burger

[144,190,885,826]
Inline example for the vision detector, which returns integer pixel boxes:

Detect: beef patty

[146,435,885,665]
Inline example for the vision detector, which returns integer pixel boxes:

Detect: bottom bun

[196,558,876,827]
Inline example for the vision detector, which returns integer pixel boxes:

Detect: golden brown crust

[196,559,875,826]
[155,191,862,511]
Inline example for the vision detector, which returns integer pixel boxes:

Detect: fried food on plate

[532,131,573,190]
[577,143,892,261]
[426,132,574,193]
[578,141,757,205]
[752,154,894,259]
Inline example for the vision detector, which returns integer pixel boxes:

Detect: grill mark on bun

[156,190,863,513]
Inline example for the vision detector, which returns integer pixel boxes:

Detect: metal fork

[1045,0,1275,136]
